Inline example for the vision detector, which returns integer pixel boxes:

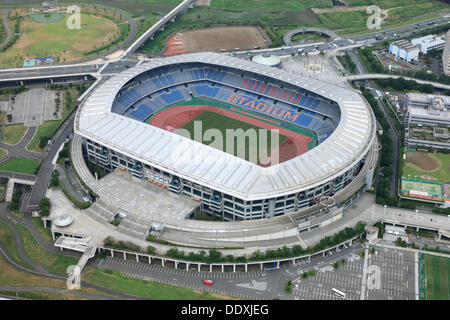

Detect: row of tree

[360,87,396,206]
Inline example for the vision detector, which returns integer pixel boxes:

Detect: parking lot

[293,245,417,300]
[11,88,59,126]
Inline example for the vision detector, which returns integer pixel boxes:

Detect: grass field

[177,110,287,165]
[0,219,33,269]
[421,254,450,300]
[1,123,27,145]
[26,120,61,152]
[403,151,450,183]
[401,179,442,195]
[0,148,7,159]
[0,157,39,174]
[0,13,120,66]
[0,218,229,299]
[10,219,79,275]
[83,267,232,300]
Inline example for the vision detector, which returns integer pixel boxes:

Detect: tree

[39,197,51,216]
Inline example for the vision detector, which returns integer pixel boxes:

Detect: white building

[389,40,420,62]
[443,30,450,76]
[411,35,445,54]
[252,53,282,68]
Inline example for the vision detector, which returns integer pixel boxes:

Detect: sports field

[420,254,450,300]
[0,12,120,65]
[147,97,317,166]
[177,110,287,165]
[403,151,450,183]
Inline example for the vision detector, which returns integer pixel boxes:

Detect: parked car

[203,280,213,285]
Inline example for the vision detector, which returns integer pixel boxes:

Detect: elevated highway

[283,27,339,46]
[123,0,196,57]
[346,74,450,90]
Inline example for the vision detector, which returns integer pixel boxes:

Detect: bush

[50,170,59,187]
[39,197,51,216]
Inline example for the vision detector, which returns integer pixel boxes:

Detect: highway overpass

[346,74,450,90]
[123,0,196,57]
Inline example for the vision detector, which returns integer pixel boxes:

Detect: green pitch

[176,111,287,165]
[421,254,450,300]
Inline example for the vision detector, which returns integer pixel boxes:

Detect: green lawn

[1,123,27,145]
[421,254,450,300]
[31,218,53,243]
[26,120,61,152]
[10,219,79,275]
[0,12,122,66]
[0,219,33,269]
[0,157,39,174]
[403,152,450,183]
[83,268,232,300]
[177,110,287,165]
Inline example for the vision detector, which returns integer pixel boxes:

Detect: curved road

[0,8,10,49]
[0,203,147,300]
[0,126,42,165]
[283,27,339,46]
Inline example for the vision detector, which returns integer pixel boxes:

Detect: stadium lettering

[283,112,299,122]
[241,78,253,90]
[244,100,256,109]
[240,79,304,107]
[268,86,279,97]
[288,92,301,104]
[255,102,267,112]
[256,83,268,93]
[226,93,302,124]
[238,96,248,104]
[227,93,237,103]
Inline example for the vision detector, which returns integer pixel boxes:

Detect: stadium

[75,52,376,222]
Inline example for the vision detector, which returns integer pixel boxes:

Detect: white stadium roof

[76,52,375,200]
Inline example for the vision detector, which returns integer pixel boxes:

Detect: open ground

[0,11,120,66]
[164,26,269,56]
[403,151,450,183]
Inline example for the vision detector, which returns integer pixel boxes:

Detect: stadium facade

[75,52,376,221]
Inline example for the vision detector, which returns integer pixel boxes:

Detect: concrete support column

[233,265,236,273]
[276,261,280,269]
[221,265,224,272]
[245,264,248,272]
[186,263,189,271]
[51,231,55,241]
[323,252,326,257]
[260,263,263,271]
[175,261,178,269]
[123,252,126,259]
[136,254,139,262]
[198,264,201,272]
[162,259,165,267]
[111,250,114,258]
[148,257,152,264]
[417,227,419,232]
[308,256,311,262]
[209,265,212,272]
